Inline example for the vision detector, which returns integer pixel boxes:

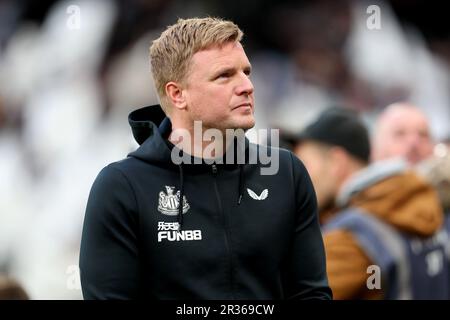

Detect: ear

[165,81,187,111]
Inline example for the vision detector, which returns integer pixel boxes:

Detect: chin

[218,115,255,131]
[236,119,255,131]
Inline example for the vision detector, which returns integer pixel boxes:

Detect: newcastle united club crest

[158,186,190,216]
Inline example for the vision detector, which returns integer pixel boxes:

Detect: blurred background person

[291,108,448,299]
[372,102,434,165]
[286,108,370,218]
[416,144,450,296]
[416,143,450,219]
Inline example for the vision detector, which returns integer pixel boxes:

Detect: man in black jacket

[79,17,331,300]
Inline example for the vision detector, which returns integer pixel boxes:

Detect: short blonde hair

[149,17,243,112]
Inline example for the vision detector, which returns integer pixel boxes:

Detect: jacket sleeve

[283,153,333,300]
[79,165,140,299]
[324,229,377,299]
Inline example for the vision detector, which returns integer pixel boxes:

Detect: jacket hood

[127,104,252,167]
[338,158,444,237]
[129,104,168,145]
[128,104,173,165]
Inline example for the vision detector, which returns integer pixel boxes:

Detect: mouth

[233,103,253,111]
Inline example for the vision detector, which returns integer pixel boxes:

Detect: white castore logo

[247,188,269,200]
[158,186,190,216]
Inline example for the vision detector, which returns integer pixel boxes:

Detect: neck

[168,122,231,160]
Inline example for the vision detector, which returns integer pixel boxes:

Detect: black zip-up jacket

[79,105,332,300]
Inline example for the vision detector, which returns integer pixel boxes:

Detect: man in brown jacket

[292,108,447,299]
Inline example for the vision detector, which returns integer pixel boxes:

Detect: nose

[407,132,426,148]
[235,72,254,96]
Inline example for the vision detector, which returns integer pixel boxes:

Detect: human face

[183,41,255,132]
[294,142,338,211]
[373,107,433,165]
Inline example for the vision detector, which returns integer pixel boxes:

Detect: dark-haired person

[293,108,448,299]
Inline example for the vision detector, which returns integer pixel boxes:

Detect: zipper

[211,164,235,299]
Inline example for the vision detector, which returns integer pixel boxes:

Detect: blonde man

[80,17,331,300]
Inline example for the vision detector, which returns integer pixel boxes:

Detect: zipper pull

[211,164,218,174]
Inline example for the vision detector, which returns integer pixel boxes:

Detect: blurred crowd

[0,0,449,299]
[284,104,450,299]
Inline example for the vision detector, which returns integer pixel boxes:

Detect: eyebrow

[212,64,252,76]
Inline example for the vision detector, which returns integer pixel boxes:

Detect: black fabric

[79,104,332,300]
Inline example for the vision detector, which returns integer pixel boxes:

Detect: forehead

[383,108,429,131]
[189,42,250,70]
